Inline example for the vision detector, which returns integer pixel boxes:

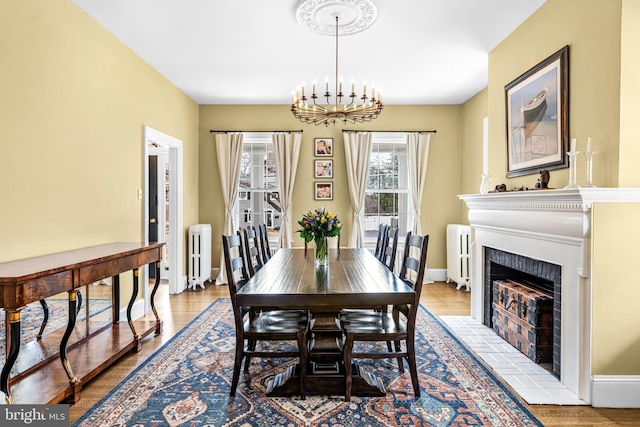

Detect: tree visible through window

[364,133,411,244]
[235,135,281,232]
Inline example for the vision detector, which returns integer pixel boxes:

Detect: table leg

[1,310,21,404]
[127,268,142,352]
[36,299,49,339]
[150,260,163,335]
[112,275,120,323]
[60,290,78,386]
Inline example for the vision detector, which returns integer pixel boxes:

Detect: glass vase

[314,235,329,267]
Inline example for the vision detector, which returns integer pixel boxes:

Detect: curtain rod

[342,129,437,134]
[209,130,303,133]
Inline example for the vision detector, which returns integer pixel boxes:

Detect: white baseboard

[120,299,145,321]
[427,268,447,282]
[591,376,640,407]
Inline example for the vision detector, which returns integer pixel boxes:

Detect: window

[235,134,281,233]
[364,133,411,247]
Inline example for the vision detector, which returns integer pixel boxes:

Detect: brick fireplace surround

[460,188,640,407]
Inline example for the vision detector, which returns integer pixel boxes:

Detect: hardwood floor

[68,281,640,426]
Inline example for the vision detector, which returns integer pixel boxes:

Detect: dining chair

[339,232,429,401]
[374,224,388,260]
[241,226,263,277]
[380,226,399,272]
[222,233,310,398]
[258,223,272,264]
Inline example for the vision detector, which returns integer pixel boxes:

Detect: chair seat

[339,312,407,338]
[244,310,309,335]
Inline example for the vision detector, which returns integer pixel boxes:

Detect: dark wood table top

[236,248,415,309]
[0,242,165,284]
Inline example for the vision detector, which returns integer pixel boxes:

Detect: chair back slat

[258,224,272,263]
[222,233,249,328]
[398,232,430,311]
[374,224,388,259]
[242,226,263,277]
[381,227,399,272]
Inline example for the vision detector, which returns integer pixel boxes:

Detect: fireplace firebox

[485,247,561,378]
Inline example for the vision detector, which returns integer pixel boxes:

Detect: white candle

[482,117,489,175]
[571,138,576,152]
[587,136,592,153]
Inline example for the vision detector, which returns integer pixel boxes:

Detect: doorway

[143,126,184,302]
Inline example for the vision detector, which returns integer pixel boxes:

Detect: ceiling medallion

[291,0,383,126]
[296,0,378,36]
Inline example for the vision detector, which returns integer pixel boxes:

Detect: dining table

[235,247,416,397]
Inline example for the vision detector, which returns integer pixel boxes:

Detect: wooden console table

[0,242,164,404]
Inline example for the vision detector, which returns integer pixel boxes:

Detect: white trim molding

[592,376,640,408]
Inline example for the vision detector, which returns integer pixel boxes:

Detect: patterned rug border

[73,298,544,427]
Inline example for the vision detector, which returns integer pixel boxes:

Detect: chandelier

[291,2,383,126]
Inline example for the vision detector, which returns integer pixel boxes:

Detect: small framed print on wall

[315,138,333,156]
[314,160,333,178]
[314,182,333,200]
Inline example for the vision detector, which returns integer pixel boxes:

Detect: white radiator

[446,224,471,291]
[188,224,212,290]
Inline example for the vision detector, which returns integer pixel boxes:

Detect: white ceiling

[73,0,546,105]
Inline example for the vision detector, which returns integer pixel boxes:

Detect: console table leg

[127,268,141,352]
[150,260,163,335]
[1,310,21,404]
[60,291,78,385]
[36,299,49,339]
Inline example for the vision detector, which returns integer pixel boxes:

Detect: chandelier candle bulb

[570,137,576,153]
[587,136,592,153]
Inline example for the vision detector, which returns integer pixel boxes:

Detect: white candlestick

[570,138,576,152]
[587,136,592,153]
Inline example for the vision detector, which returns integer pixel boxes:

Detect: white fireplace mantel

[459,187,640,405]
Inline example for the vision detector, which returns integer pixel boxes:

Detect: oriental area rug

[73,299,542,427]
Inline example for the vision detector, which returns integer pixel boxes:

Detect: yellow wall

[199,104,464,271]
[460,89,488,222]
[0,1,199,298]
[591,203,640,374]
[618,0,640,187]
[487,0,622,190]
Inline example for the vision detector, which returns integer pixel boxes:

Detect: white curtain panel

[406,132,432,281]
[343,131,373,248]
[272,132,302,249]
[214,132,243,285]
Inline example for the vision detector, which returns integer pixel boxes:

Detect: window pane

[235,136,281,232]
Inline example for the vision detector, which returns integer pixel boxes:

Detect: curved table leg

[150,260,163,336]
[36,299,49,340]
[60,290,78,386]
[127,268,142,352]
[1,310,22,404]
[76,289,83,314]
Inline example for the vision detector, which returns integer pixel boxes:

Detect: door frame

[143,126,185,301]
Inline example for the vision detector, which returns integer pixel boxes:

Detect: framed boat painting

[505,45,569,177]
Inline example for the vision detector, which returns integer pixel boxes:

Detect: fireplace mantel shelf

[459,188,640,241]
[460,187,640,210]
